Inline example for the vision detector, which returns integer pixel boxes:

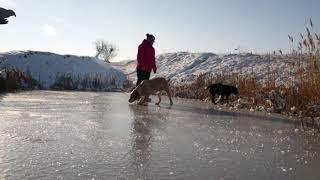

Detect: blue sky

[1,0,320,61]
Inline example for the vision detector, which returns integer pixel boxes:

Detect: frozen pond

[0,91,320,179]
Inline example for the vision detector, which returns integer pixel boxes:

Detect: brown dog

[129,77,173,106]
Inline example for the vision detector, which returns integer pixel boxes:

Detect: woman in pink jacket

[136,33,157,86]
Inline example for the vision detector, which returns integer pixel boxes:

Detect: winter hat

[146,33,155,41]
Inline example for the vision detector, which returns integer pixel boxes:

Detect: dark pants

[136,69,150,86]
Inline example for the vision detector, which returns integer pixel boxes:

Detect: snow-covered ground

[114,52,298,85]
[0,51,127,90]
[0,50,300,91]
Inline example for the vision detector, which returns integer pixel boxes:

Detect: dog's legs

[155,92,161,105]
[312,117,316,130]
[137,96,146,105]
[217,95,223,104]
[165,87,173,106]
[211,94,216,104]
[311,117,320,132]
[316,118,320,132]
[300,118,305,131]
[225,95,230,104]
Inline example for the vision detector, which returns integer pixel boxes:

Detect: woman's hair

[146,33,155,41]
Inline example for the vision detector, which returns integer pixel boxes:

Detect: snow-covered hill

[0,51,298,90]
[114,52,297,85]
[0,51,127,90]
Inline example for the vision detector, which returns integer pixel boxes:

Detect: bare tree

[94,40,118,63]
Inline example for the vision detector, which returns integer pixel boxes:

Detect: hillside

[114,52,297,85]
[0,51,127,91]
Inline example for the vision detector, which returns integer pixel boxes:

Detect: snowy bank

[0,51,127,91]
[114,52,297,85]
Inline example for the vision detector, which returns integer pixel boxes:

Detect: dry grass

[170,74,209,100]
[51,73,121,91]
[171,19,320,124]
[1,70,125,92]
[1,69,39,91]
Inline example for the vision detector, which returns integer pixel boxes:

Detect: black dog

[207,83,239,104]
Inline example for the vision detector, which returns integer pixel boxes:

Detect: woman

[136,33,157,86]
